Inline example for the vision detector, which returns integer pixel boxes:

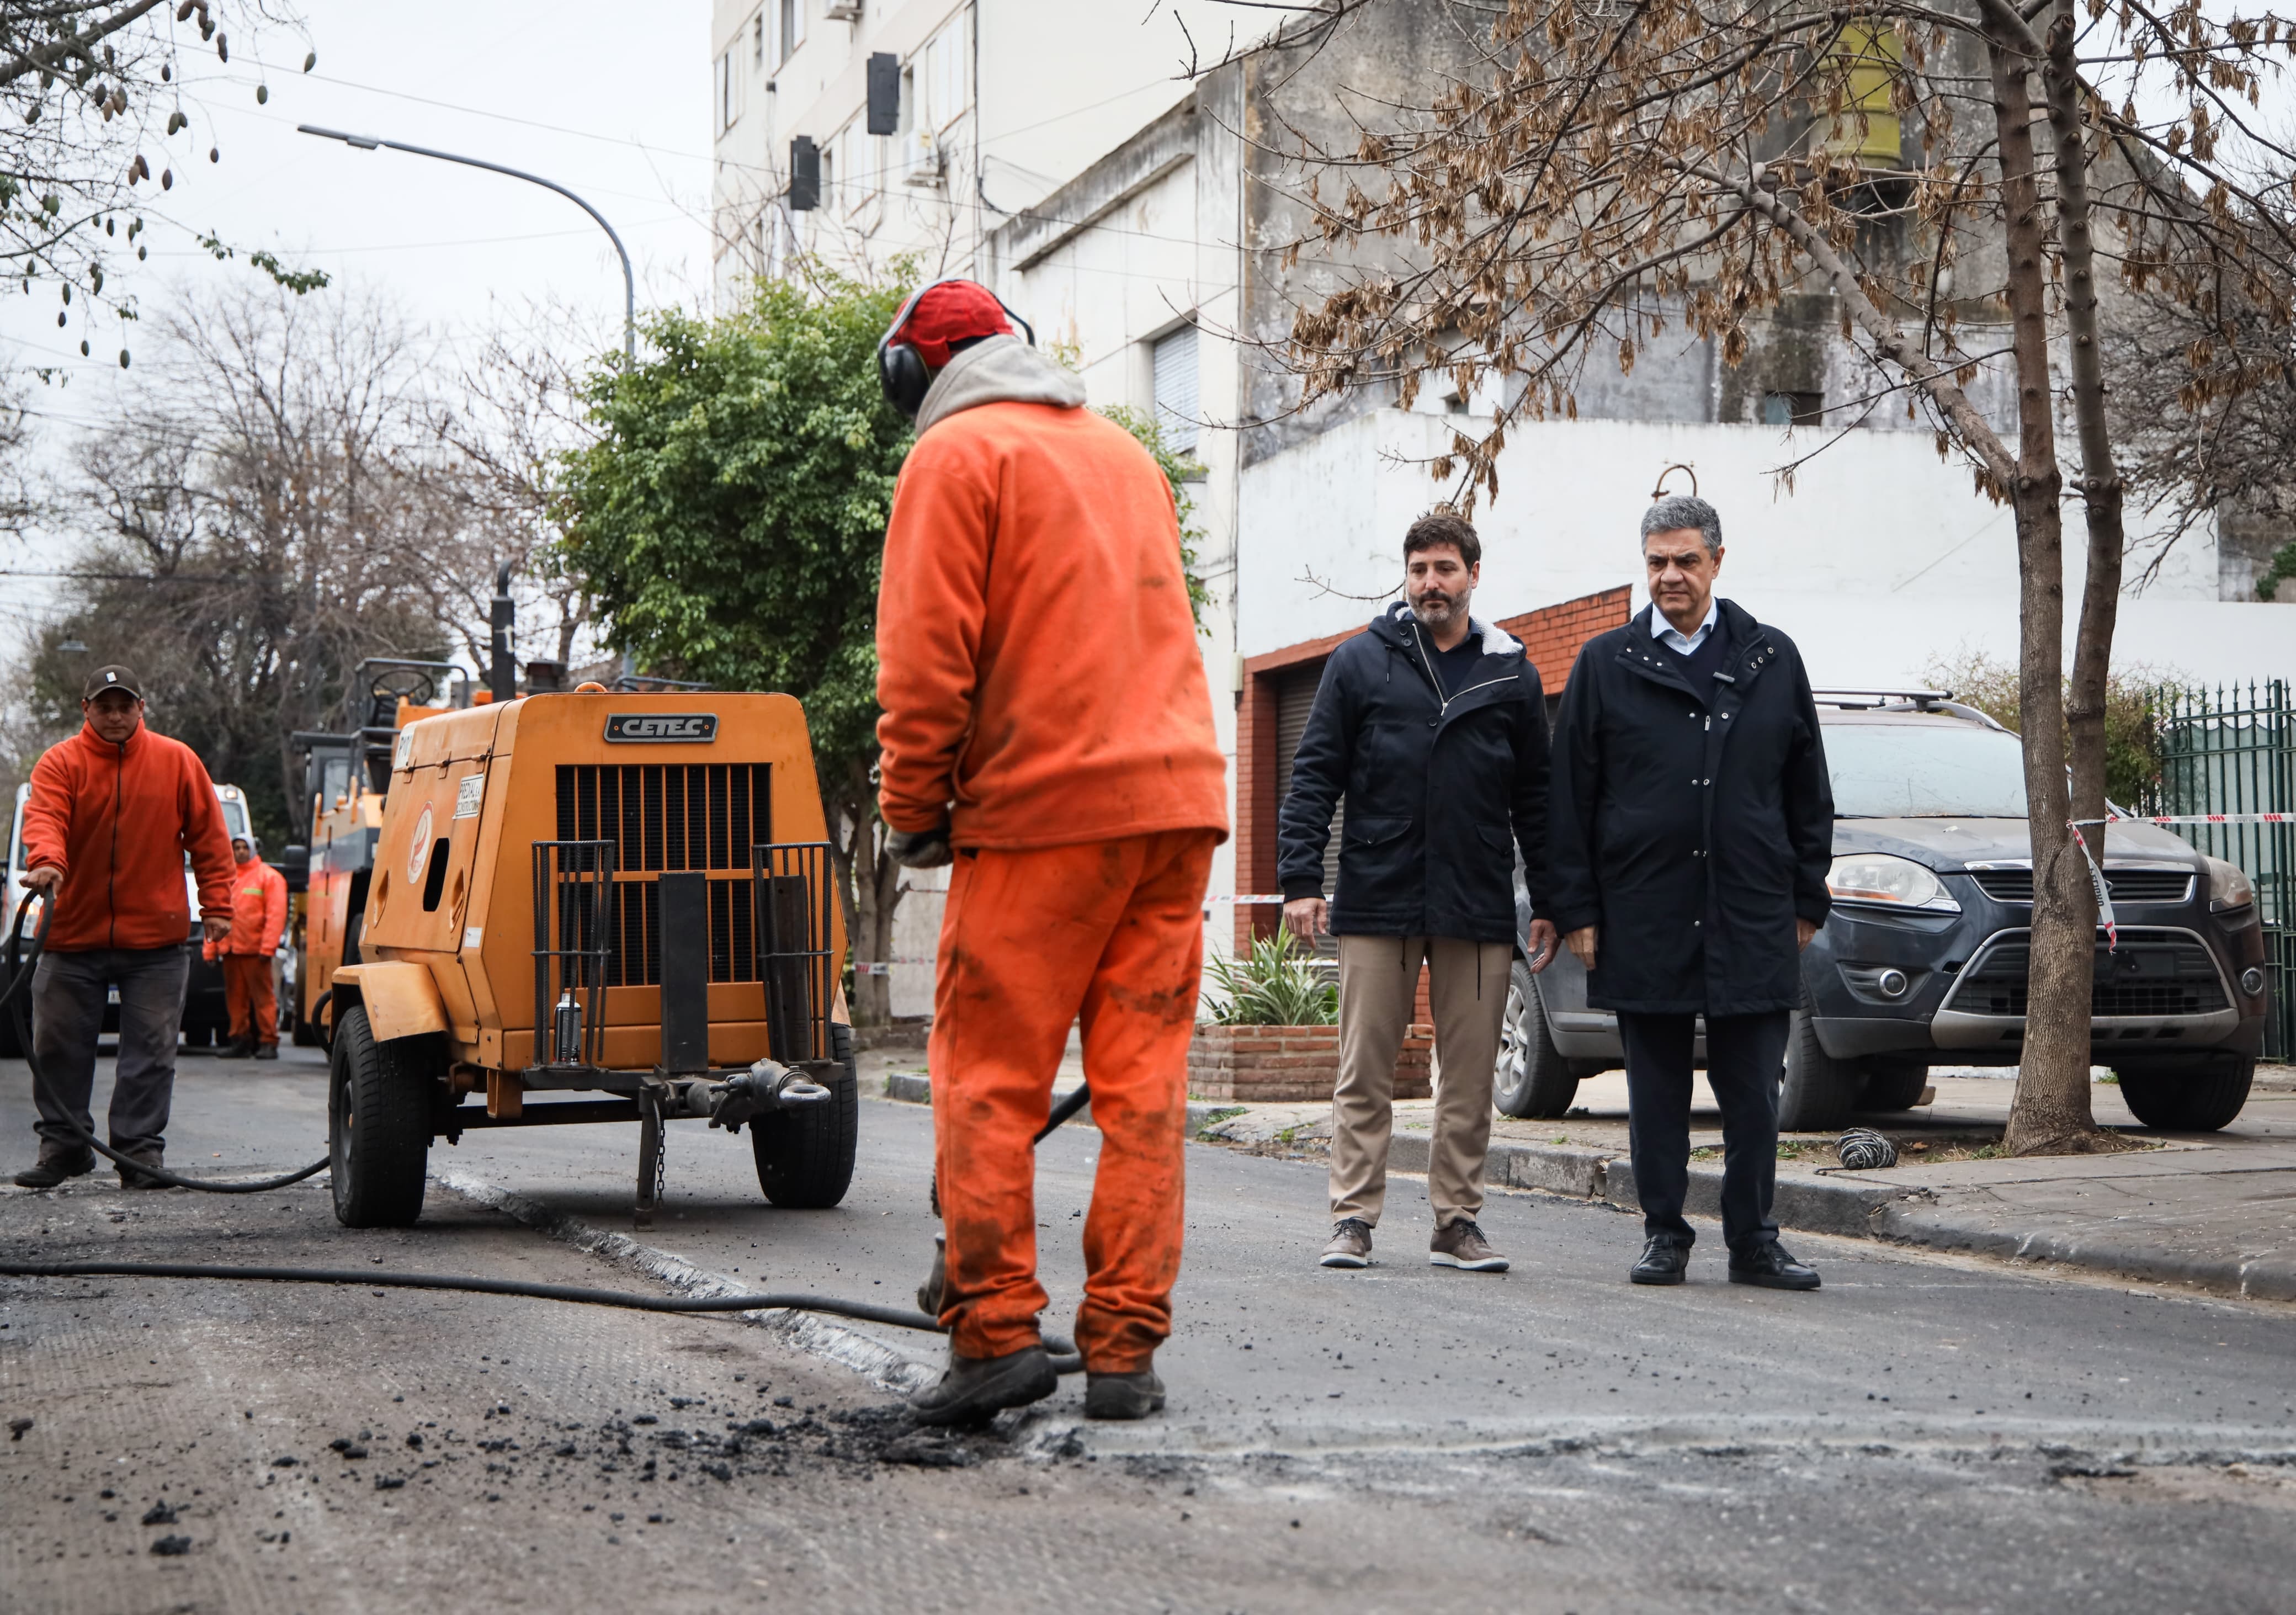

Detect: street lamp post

[296,125,636,365]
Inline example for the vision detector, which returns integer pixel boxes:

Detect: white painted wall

[1236,412,2288,688]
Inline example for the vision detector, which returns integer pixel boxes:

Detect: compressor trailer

[326,686,858,1231]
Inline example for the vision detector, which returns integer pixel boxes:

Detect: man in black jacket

[1279,513,1557,1273]
[1548,494,1835,1290]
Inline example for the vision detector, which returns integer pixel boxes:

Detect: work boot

[1429,1218,1510,1272]
[1083,1366,1166,1421]
[254,1043,278,1061]
[13,1144,95,1189]
[221,1038,253,1060]
[115,1146,169,1191]
[908,1345,1056,1427]
[1319,1218,1373,1268]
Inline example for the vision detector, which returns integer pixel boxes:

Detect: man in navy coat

[1548,495,1835,1289]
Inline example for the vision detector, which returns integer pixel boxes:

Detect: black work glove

[886,825,953,869]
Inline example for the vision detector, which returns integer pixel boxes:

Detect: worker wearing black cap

[12,667,237,1189]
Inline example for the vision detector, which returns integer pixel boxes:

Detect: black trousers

[31,945,188,1156]
[1618,1008,1790,1255]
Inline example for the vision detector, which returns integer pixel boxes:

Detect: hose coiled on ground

[3,893,332,1191]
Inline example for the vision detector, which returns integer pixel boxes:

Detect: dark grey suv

[1498,691,2273,1131]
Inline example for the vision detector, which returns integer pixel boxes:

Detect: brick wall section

[1230,584,1631,954]
[1498,585,1634,693]
[1187,1022,1432,1104]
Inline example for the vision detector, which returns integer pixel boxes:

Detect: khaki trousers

[1329,934,1512,1230]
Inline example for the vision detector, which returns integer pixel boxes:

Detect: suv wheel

[1778,1004,1861,1131]
[1861,1058,1930,1112]
[2114,1055,2255,1133]
[1493,958,1579,1119]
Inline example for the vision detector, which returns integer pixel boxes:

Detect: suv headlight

[2205,857,2256,914]
[1827,853,1961,913]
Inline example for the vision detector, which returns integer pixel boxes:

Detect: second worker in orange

[873,280,1228,1425]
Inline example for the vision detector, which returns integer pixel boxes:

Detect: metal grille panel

[1955,933,2229,1018]
[556,764,772,987]
[1969,868,2194,905]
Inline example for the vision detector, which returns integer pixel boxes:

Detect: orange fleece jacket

[22,722,237,952]
[875,399,1229,849]
[203,859,289,959]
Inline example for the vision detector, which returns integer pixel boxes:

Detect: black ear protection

[877,278,1036,419]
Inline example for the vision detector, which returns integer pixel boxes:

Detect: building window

[1153,324,1200,454]
[1761,390,1822,427]
[718,50,740,134]
[835,119,874,214]
[752,10,765,70]
[778,0,804,64]
[921,14,969,131]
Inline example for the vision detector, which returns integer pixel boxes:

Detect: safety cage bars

[528,838,834,1075]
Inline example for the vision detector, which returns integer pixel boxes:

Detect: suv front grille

[555,764,774,987]
[1968,868,2193,906]
[1955,934,2228,1017]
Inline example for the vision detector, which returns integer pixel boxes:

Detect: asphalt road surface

[4,1045,2295,1614]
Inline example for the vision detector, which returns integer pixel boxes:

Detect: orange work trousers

[221,954,278,1048]
[929,828,1216,1372]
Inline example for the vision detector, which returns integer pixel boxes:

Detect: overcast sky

[0,0,713,657]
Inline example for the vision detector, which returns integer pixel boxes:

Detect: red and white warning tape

[2093,811,2293,826]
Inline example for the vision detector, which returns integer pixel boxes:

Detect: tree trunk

[2042,0,2128,883]
[1986,29,2110,1156]
[822,758,902,1029]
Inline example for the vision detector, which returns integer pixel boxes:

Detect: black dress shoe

[909,1344,1056,1427]
[1630,1238,1689,1285]
[1729,1241,1821,1291]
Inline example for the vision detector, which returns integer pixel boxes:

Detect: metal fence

[2143,680,2295,1060]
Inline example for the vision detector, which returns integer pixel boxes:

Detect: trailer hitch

[703,1058,834,1133]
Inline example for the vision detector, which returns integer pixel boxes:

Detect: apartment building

[709,1,1247,298]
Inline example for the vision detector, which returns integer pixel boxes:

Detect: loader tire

[750,1020,859,1209]
[329,1005,433,1228]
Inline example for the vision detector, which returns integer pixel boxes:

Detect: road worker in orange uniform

[874,280,1229,1425]
[203,835,289,1060]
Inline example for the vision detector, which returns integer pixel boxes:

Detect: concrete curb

[1383,1131,1922,1240]
[876,1079,2296,1303]
[1869,1199,2296,1304]
[879,1070,1237,1139]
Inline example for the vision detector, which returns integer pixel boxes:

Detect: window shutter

[1152,325,1199,453]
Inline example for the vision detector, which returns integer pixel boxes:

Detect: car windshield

[1825,721,2029,818]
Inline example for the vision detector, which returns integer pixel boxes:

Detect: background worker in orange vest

[203,833,289,1060]
[874,280,1229,1426]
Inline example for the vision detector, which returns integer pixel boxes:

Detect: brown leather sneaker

[1319,1218,1373,1268]
[1429,1218,1510,1272]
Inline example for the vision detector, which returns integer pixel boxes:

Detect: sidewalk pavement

[871,1049,2296,1305]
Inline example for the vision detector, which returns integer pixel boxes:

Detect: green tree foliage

[1924,652,2171,810]
[2257,540,2296,604]
[555,274,913,1017]
[1097,403,1209,629]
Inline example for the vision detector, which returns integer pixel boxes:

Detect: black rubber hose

[0,1257,947,1332]
[3,894,332,1192]
[0,1259,1091,1372]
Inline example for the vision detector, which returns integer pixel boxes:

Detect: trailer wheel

[750,1021,859,1209]
[329,1005,432,1228]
